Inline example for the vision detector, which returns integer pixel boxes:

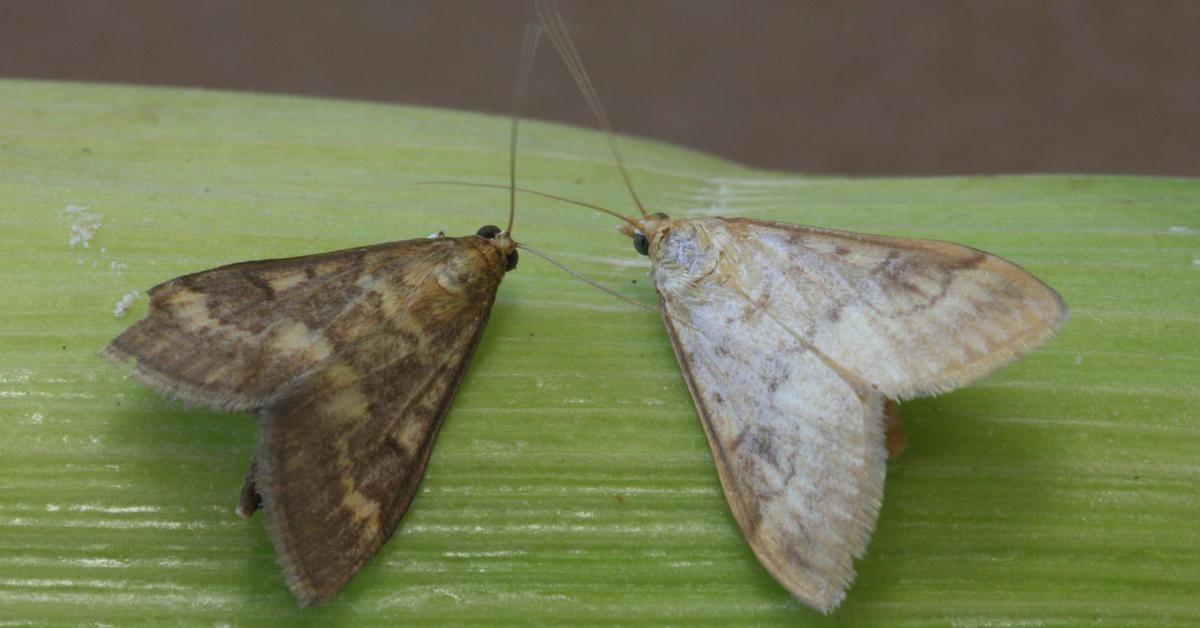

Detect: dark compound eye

[504,250,519,271]
[633,232,649,256]
[476,225,502,239]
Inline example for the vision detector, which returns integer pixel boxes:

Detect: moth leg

[884,399,907,459]
[236,459,263,519]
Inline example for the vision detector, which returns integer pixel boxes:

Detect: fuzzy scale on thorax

[649,218,728,302]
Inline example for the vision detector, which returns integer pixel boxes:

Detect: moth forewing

[253,235,510,605]
[658,283,889,613]
[705,218,1068,397]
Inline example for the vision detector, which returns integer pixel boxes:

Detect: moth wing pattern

[718,218,1068,400]
[102,234,510,605]
[649,216,1067,612]
[256,254,501,605]
[101,237,471,411]
[655,262,888,614]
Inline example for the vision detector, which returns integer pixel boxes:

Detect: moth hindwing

[101,229,518,605]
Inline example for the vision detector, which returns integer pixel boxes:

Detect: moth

[100,226,517,604]
[534,0,1068,613]
[100,25,544,606]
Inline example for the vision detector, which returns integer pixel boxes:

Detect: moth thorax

[434,256,476,294]
[655,223,719,283]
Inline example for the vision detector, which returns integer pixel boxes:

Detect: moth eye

[633,233,649,256]
[476,225,502,239]
[505,250,519,271]
[651,212,670,220]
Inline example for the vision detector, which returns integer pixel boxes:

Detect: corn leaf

[1,80,1198,624]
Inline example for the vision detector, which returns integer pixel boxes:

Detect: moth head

[619,212,671,257]
[475,224,519,271]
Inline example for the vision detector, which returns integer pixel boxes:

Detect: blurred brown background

[2,0,1197,176]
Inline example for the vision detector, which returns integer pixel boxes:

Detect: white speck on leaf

[68,503,159,514]
[113,291,139,317]
[1168,226,1190,234]
[65,205,102,249]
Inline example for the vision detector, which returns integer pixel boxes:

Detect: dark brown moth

[533,0,1067,613]
[101,228,516,604]
[101,25,544,606]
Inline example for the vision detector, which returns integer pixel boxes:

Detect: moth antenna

[535,0,648,217]
[507,23,545,236]
[517,243,656,312]
[417,180,640,229]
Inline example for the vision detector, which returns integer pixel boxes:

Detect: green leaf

[1,79,1198,624]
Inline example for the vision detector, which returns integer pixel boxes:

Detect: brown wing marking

[99,237,466,411]
[719,217,1068,400]
[254,245,502,606]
